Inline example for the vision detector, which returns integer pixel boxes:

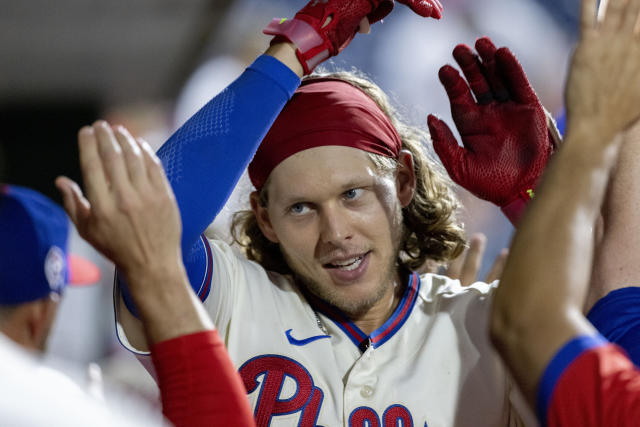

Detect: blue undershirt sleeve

[587,286,640,366]
[119,55,300,316]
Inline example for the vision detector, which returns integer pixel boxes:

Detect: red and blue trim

[537,334,607,425]
[196,234,213,302]
[370,272,420,348]
[313,272,421,351]
[313,298,368,347]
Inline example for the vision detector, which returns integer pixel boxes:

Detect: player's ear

[396,149,416,208]
[250,191,280,243]
[16,294,59,351]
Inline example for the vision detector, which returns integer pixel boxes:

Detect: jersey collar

[309,272,421,351]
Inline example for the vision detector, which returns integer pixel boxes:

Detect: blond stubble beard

[286,249,398,318]
[282,219,404,319]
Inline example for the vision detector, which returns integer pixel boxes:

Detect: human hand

[428,37,557,225]
[437,233,508,286]
[565,0,640,143]
[55,121,182,282]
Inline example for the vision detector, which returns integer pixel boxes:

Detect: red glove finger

[438,65,480,137]
[475,37,510,102]
[438,65,477,110]
[452,44,493,105]
[397,0,444,19]
[428,114,466,184]
[495,47,538,105]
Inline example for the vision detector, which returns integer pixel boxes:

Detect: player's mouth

[323,251,371,283]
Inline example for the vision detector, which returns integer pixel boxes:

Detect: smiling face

[253,146,415,317]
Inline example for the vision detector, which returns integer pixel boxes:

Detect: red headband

[248,78,403,190]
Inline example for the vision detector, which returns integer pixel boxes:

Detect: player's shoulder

[205,236,296,291]
[418,272,498,302]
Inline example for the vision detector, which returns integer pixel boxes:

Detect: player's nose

[318,204,353,245]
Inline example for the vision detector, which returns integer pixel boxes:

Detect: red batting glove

[397,0,443,19]
[264,0,394,74]
[264,0,442,75]
[428,37,558,225]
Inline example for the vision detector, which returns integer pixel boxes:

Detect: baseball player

[56,123,256,427]
[0,184,168,427]
[0,184,100,351]
[112,0,555,425]
[490,0,640,425]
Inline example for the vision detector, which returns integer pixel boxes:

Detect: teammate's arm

[583,110,640,366]
[56,122,255,427]
[490,0,640,415]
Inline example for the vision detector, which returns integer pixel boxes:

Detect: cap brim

[67,254,101,285]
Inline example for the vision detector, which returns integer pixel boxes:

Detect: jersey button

[360,385,374,398]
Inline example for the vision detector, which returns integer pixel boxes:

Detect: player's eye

[343,188,363,200]
[289,202,310,215]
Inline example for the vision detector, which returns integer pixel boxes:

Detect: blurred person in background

[0,328,167,427]
[0,184,100,352]
[0,184,167,426]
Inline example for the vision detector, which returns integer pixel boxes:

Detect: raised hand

[55,121,182,280]
[565,0,640,142]
[428,37,559,225]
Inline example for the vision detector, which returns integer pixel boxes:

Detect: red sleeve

[150,330,256,427]
[547,343,640,427]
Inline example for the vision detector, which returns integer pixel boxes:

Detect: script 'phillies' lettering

[239,355,323,426]
[239,355,418,426]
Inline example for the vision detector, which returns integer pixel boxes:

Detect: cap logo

[45,246,66,292]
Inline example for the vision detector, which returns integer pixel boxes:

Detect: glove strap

[501,188,535,226]
[263,18,330,75]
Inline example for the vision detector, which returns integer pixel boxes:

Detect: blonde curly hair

[232,71,465,274]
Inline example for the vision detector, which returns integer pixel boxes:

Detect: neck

[351,270,407,336]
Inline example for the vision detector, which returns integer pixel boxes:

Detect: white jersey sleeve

[114,238,294,354]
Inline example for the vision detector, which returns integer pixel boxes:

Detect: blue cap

[0,184,100,304]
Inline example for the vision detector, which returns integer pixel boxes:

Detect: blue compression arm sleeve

[119,55,300,316]
[160,55,300,250]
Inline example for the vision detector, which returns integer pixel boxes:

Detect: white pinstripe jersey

[116,238,534,427]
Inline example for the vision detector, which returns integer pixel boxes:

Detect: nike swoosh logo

[285,329,331,346]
